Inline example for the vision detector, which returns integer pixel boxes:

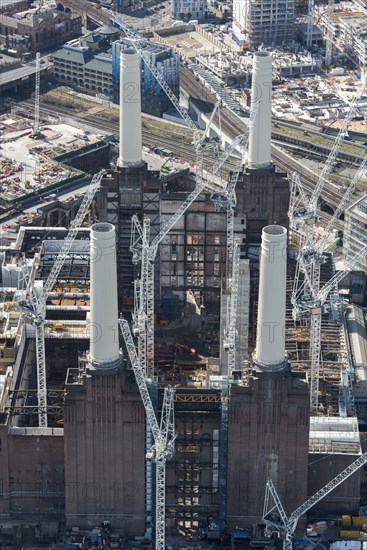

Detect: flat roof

[309,416,361,455]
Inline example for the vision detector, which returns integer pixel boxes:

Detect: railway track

[19,99,241,172]
[18,98,360,210]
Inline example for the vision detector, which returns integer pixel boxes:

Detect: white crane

[306,0,314,49]
[298,240,367,413]
[17,170,106,426]
[289,87,365,413]
[111,18,253,543]
[325,0,335,67]
[263,450,367,550]
[111,13,201,146]
[119,317,176,550]
[222,237,241,375]
[32,52,41,137]
[130,115,255,380]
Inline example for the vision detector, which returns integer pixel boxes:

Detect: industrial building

[0,43,366,550]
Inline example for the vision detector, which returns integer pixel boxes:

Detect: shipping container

[342,515,352,527]
[352,517,367,527]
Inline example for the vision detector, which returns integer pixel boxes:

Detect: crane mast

[33,52,40,137]
[289,86,365,412]
[306,0,314,49]
[324,0,335,67]
[17,170,106,426]
[111,13,200,144]
[119,318,175,550]
[223,238,241,375]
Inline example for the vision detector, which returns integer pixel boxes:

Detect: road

[0,56,53,88]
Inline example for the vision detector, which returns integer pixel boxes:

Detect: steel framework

[17,170,106,426]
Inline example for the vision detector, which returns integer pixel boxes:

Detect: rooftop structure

[254,225,287,369]
[117,48,143,167]
[89,223,120,368]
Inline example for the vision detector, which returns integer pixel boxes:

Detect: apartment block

[232,0,295,49]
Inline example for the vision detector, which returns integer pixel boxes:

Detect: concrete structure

[89,223,120,368]
[118,49,142,167]
[226,222,308,529]
[226,368,310,528]
[254,225,287,369]
[232,0,295,49]
[236,50,289,246]
[112,39,180,118]
[0,55,52,98]
[317,10,367,68]
[63,220,144,531]
[97,45,162,305]
[248,52,272,170]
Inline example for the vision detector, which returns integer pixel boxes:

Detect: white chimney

[254,225,287,370]
[89,223,120,369]
[247,51,272,169]
[118,48,142,167]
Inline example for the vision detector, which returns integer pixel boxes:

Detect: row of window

[54,64,111,80]
[55,73,110,94]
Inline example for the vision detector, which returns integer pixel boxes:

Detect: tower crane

[222,238,241,375]
[119,317,176,550]
[32,52,41,137]
[130,114,255,379]
[306,0,314,49]
[325,0,335,67]
[298,240,366,413]
[17,170,106,426]
[289,86,365,412]
[262,450,367,550]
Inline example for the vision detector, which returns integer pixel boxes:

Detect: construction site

[0,15,367,550]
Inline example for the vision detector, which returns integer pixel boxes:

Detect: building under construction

[0,47,366,548]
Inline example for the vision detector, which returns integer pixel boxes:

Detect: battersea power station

[0,48,365,548]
